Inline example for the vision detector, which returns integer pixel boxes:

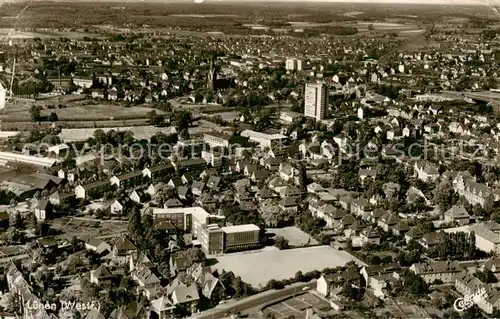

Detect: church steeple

[207,52,217,91]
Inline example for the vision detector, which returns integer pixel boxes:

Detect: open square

[212,246,366,288]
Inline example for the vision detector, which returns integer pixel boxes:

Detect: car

[302,286,310,291]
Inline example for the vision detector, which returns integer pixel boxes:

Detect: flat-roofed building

[0,151,56,168]
[221,224,260,252]
[151,207,189,231]
[200,224,224,255]
[305,83,328,121]
[241,130,287,150]
[203,131,232,148]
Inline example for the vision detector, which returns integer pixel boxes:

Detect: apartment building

[409,260,462,284]
[241,130,288,150]
[304,83,328,121]
[470,222,500,254]
[453,172,494,209]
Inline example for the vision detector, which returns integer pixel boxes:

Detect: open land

[212,246,366,288]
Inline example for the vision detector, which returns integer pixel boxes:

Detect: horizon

[6,0,490,5]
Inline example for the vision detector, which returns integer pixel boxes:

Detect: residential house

[279,163,296,182]
[110,200,124,215]
[360,226,381,245]
[279,197,298,214]
[350,198,371,219]
[192,181,206,197]
[142,164,175,180]
[418,232,441,250]
[75,180,112,199]
[378,212,399,233]
[110,171,143,188]
[171,284,200,314]
[129,190,149,204]
[49,191,74,206]
[150,296,176,319]
[414,160,440,182]
[85,238,111,255]
[410,261,462,284]
[90,265,113,285]
[132,264,161,299]
[34,200,53,221]
[358,169,377,184]
[112,235,137,265]
[444,205,471,225]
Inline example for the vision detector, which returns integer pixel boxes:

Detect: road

[0,253,28,264]
[190,281,317,319]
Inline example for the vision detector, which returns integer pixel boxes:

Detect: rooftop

[221,224,260,234]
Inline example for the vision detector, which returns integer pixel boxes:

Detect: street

[190,280,317,319]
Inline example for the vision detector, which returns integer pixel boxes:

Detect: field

[2,102,157,122]
[212,246,366,288]
[0,1,495,33]
[49,217,128,241]
[58,125,177,141]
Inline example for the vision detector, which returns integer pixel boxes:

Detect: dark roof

[114,235,137,252]
[169,177,183,187]
[178,186,190,197]
[147,163,174,173]
[114,171,142,181]
[81,180,111,190]
[180,158,206,167]
[36,199,52,210]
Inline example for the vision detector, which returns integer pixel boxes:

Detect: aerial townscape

[2,0,500,318]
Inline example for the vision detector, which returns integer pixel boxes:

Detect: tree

[70,236,83,253]
[11,212,23,229]
[265,279,284,290]
[175,110,193,131]
[25,212,38,230]
[148,110,165,127]
[36,221,50,236]
[402,270,428,296]
[274,236,290,250]
[474,269,497,283]
[294,271,305,282]
[179,128,190,140]
[48,112,58,122]
[128,206,143,241]
[297,163,308,191]
[30,105,42,122]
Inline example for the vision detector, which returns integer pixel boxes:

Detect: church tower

[207,53,217,91]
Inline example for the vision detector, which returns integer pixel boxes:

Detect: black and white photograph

[0,0,500,318]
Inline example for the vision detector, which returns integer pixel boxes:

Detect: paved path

[190,280,317,319]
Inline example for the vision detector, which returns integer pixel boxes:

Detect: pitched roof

[113,235,137,252]
[92,265,112,279]
[172,284,200,304]
[445,205,470,219]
